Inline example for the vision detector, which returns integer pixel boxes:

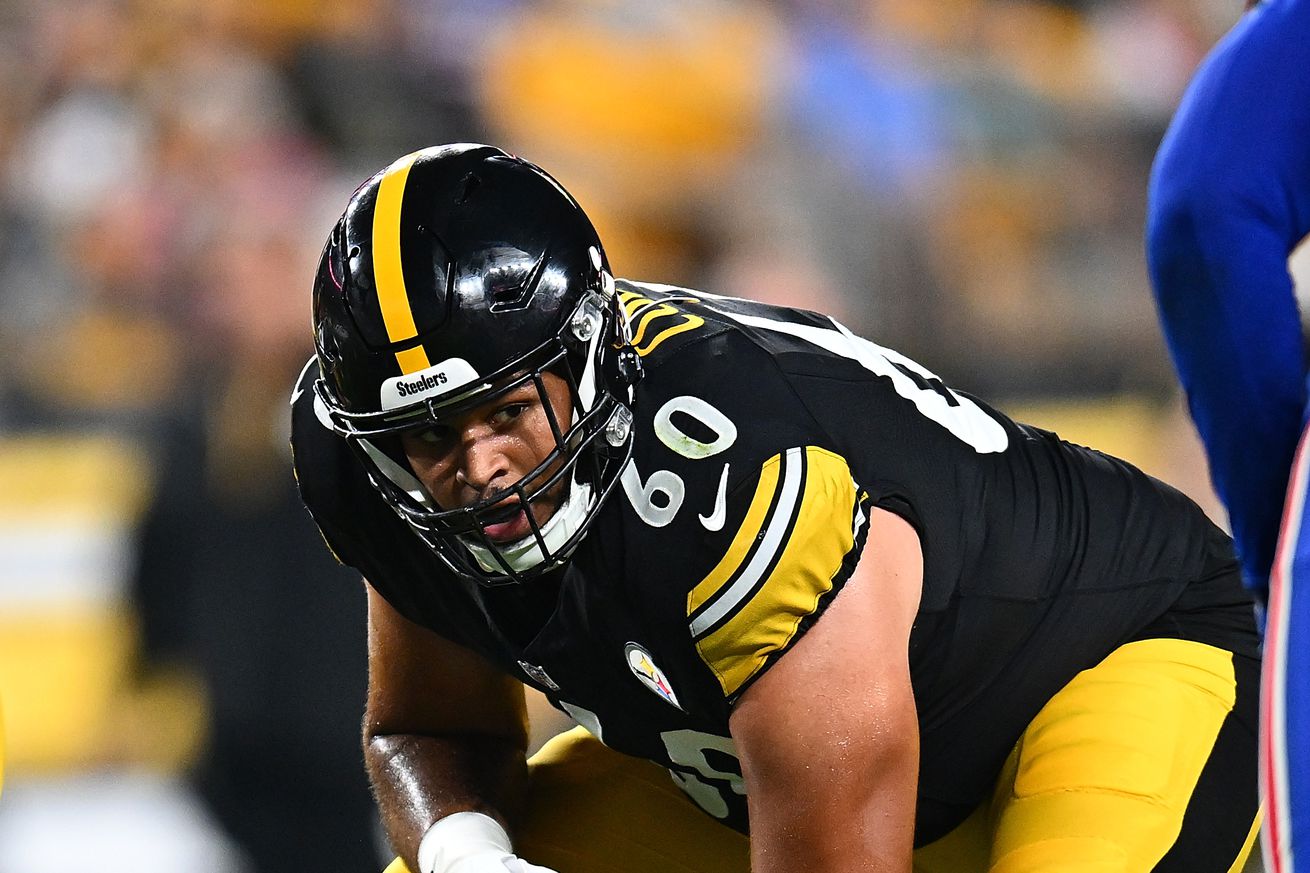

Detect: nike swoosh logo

[699,463,730,531]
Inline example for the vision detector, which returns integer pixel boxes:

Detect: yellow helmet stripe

[373,151,432,374]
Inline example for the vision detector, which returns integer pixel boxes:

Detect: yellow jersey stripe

[690,448,805,637]
[630,303,680,347]
[636,314,705,357]
[693,447,860,697]
[618,289,706,357]
[619,289,657,320]
[373,151,431,374]
[687,452,785,619]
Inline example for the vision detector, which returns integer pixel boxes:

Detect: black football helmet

[311,144,641,585]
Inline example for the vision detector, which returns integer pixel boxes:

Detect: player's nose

[455,431,513,498]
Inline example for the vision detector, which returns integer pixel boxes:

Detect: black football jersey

[291,281,1254,843]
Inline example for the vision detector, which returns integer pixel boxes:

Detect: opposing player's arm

[364,581,531,870]
[729,507,922,873]
[1147,0,1310,594]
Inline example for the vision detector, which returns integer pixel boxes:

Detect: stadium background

[0,0,1299,869]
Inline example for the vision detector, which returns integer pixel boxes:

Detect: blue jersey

[1147,0,1310,598]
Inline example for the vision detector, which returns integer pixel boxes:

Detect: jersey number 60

[620,395,736,528]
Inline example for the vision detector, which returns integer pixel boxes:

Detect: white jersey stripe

[1264,424,1310,873]
[703,305,1009,454]
[690,447,804,638]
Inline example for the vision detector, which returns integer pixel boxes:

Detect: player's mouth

[476,498,541,544]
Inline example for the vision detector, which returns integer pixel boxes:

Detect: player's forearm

[364,730,530,869]
[746,754,918,873]
[740,709,919,873]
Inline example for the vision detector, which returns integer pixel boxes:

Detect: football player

[296,144,1261,873]
[1148,0,1310,869]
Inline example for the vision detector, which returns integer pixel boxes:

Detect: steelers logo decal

[625,642,683,711]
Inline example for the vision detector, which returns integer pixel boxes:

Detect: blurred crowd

[0,0,1249,870]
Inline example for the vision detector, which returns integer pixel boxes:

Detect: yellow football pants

[385,638,1258,873]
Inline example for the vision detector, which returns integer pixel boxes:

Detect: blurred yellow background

[0,0,1260,869]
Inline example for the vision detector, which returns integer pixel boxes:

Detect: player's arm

[364,581,533,872]
[1147,0,1310,596]
[728,507,922,873]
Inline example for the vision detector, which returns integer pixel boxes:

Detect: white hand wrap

[416,812,556,873]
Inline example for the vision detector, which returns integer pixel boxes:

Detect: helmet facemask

[315,286,638,585]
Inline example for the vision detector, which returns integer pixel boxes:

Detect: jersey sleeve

[289,357,556,653]
[1146,0,1310,596]
[685,446,871,701]
[289,356,365,570]
[611,316,880,708]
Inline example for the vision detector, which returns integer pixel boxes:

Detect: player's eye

[412,425,454,447]
[489,402,530,427]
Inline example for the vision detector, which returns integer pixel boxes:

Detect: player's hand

[419,812,558,873]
